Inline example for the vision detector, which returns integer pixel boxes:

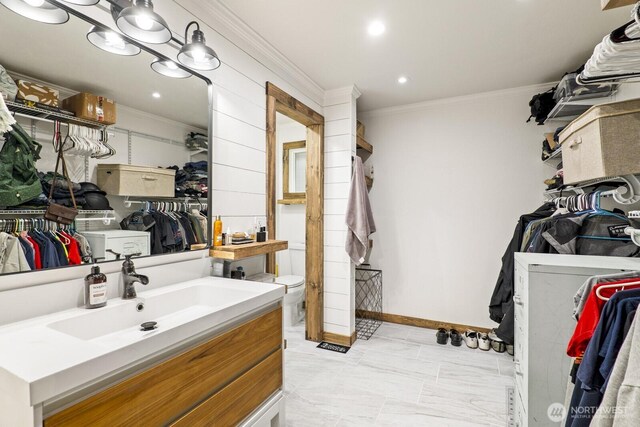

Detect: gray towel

[345,156,375,265]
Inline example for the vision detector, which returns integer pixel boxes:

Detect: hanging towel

[345,156,375,265]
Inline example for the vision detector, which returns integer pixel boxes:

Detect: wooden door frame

[266,82,324,342]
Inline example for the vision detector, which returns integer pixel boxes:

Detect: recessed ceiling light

[367,21,385,37]
[397,76,408,84]
[152,92,161,98]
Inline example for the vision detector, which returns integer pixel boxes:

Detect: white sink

[0,276,284,407]
[48,282,259,342]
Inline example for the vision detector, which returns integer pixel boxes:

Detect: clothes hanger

[596,278,640,301]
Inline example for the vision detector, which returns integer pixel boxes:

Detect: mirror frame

[266,82,325,342]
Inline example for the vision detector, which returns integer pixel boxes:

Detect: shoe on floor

[506,344,514,356]
[489,329,506,353]
[436,328,449,345]
[478,332,491,351]
[463,330,478,349]
[450,329,462,347]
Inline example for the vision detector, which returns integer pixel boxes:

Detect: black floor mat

[317,341,350,353]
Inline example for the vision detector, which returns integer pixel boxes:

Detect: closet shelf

[543,147,562,164]
[6,100,108,129]
[209,240,288,261]
[0,209,116,224]
[544,93,616,124]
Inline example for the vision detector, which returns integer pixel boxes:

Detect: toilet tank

[289,242,306,277]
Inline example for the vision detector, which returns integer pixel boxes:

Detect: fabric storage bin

[559,98,640,185]
[97,164,175,197]
[15,80,59,106]
[62,92,116,124]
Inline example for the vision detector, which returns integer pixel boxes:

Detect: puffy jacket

[0,123,42,207]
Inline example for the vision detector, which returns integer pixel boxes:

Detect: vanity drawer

[171,349,283,426]
[44,306,282,427]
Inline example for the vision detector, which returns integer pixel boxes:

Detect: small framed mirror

[280,140,306,204]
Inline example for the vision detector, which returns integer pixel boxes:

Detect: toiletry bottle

[85,261,108,309]
[214,215,223,247]
[257,226,267,242]
[225,227,232,245]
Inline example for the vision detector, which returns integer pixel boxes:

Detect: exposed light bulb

[397,76,408,84]
[368,21,385,37]
[104,32,125,50]
[152,92,161,98]
[24,0,45,6]
[191,46,206,62]
[166,61,178,70]
[135,14,154,31]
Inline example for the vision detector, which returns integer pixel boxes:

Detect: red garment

[25,236,42,270]
[60,232,82,266]
[567,278,640,357]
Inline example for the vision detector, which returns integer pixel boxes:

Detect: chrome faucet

[121,254,149,299]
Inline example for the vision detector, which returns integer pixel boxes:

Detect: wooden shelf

[209,240,288,261]
[357,136,373,154]
[277,198,306,205]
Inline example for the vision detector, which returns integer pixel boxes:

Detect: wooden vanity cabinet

[44,306,283,427]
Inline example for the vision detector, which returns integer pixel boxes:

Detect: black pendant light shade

[87,26,141,56]
[151,58,192,79]
[177,21,220,71]
[0,0,69,24]
[116,0,171,44]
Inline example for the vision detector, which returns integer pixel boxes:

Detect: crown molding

[179,0,325,107]
[324,85,362,107]
[360,82,558,118]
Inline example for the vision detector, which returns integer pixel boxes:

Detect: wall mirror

[280,140,306,204]
[0,0,212,278]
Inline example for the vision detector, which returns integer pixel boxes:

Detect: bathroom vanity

[0,274,285,426]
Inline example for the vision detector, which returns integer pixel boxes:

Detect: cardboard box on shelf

[62,92,117,125]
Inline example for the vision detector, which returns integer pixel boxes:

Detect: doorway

[266,82,325,342]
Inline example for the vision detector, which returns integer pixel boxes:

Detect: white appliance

[82,230,151,261]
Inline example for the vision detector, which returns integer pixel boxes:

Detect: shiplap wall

[323,87,359,337]
[166,2,355,335]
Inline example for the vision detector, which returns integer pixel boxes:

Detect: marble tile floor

[284,321,514,427]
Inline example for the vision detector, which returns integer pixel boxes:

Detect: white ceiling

[220,0,634,111]
[0,8,209,128]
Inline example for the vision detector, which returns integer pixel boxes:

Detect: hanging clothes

[0,232,31,273]
[564,281,640,427]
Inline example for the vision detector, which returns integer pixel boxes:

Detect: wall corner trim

[180,0,325,107]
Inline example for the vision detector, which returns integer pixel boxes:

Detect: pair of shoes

[435,328,462,346]
[463,330,478,349]
[488,329,506,353]
[478,332,491,351]
[464,330,491,351]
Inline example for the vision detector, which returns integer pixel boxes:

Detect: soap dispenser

[85,259,108,309]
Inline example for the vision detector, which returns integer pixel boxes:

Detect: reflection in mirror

[276,113,306,205]
[0,5,210,276]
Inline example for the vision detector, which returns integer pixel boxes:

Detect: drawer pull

[568,137,582,149]
[513,295,524,306]
[141,176,159,181]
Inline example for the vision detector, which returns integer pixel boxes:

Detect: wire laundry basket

[355,267,382,340]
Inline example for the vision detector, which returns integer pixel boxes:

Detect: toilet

[250,242,305,327]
